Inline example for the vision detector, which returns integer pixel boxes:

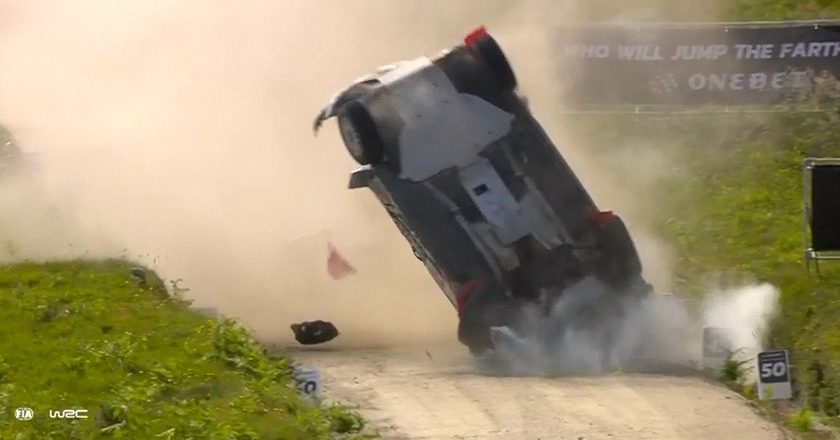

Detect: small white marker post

[757,349,793,400]
[701,326,733,371]
[294,368,322,400]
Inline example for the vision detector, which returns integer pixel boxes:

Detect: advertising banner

[555,23,840,106]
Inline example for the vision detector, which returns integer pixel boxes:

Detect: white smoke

[701,283,780,375]
[477,280,780,376]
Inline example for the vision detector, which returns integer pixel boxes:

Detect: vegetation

[0,260,370,439]
[727,0,840,22]
[565,0,840,431]
[789,409,815,432]
[721,349,754,392]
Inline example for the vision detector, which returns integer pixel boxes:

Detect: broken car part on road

[291,320,340,345]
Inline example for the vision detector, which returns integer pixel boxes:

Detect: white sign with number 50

[756,349,792,400]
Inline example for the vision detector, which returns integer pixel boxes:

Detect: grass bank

[0,259,370,439]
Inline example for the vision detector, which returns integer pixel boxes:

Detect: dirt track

[292,345,789,440]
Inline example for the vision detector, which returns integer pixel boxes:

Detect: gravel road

[292,345,789,440]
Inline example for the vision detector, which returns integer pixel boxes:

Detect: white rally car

[314,27,651,354]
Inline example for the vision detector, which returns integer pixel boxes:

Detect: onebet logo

[49,409,88,419]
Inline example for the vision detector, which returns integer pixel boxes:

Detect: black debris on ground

[291,320,340,345]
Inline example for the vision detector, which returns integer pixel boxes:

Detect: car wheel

[466,28,517,91]
[337,101,385,165]
[458,293,526,356]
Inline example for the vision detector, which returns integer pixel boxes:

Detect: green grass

[560,8,840,428]
[789,408,815,432]
[726,0,840,21]
[0,260,370,439]
[666,2,840,425]
[569,108,840,423]
[720,350,753,389]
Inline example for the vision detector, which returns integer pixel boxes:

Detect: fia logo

[15,407,34,421]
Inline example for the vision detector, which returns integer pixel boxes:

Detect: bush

[787,408,813,432]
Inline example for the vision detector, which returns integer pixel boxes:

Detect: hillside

[0,260,369,439]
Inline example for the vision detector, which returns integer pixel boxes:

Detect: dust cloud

[478,282,779,376]
[0,1,723,347]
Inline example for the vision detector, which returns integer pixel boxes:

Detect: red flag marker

[327,242,356,279]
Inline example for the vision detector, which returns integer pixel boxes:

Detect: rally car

[314,27,651,354]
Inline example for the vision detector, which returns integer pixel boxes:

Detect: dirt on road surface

[292,345,789,440]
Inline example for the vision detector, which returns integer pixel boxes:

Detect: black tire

[458,292,526,355]
[470,34,517,91]
[337,101,385,165]
[594,215,643,290]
